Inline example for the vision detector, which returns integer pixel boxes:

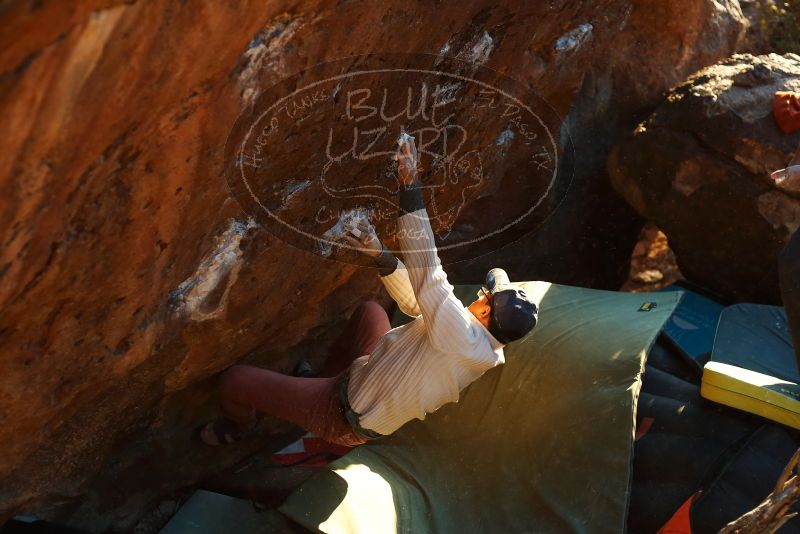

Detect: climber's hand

[772,165,800,193]
[394,135,420,187]
[342,220,383,257]
[772,142,800,193]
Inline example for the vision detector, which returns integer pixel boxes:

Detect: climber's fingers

[342,234,370,252]
[396,152,420,186]
[341,234,361,247]
[772,165,800,193]
[399,140,415,158]
[393,136,417,163]
[356,219,376,237]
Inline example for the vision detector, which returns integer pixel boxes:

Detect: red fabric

[218,301,391,447]
[658,493,697,534]
[319,300,392,377]
[271,435,354,467]
[774,91,800,134]
[635,417,655,441]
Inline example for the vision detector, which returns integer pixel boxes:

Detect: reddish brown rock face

[609,54,800,304]
[0,0,745,528]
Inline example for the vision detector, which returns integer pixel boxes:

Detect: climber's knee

[354,300,385,319]
[219,364,255,401]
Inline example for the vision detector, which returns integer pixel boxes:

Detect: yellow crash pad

[701,361,800,429]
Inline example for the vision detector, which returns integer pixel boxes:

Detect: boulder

[0,0,746,529]
[450,0,747,288]
[609,53,800,304]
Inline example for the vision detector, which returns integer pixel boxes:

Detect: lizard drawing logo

[224,54,569,265]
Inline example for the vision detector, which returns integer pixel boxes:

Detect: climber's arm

[393,137,480,353]
[342,221,421,317]
[376,254,422,318]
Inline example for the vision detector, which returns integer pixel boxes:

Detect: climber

[200,134,538,447]
[772,142,800,369]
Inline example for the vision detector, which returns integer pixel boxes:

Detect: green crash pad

[159,490,302,534]
[279,282,681,534]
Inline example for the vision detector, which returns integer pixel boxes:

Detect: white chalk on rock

[397,131,414,145]
[318,208,373,256]
[554,23,593,52]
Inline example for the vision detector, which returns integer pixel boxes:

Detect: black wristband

[399,182,424,215]
[373,245,399,276]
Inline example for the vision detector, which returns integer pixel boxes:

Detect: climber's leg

[201,301,389,446]
[318,300,391,377]
[780,229,800,371]
[211,364,364,446]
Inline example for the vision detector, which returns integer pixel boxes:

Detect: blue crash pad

[711,303,798,382]
[660,285,724,358]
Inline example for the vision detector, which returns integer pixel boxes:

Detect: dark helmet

[484,268,538,344]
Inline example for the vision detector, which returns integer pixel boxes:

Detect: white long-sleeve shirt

[347,208,506,436]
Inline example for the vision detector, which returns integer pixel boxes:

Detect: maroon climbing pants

[218,301,391,447]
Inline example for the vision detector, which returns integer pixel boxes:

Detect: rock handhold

[609,54,800,304]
